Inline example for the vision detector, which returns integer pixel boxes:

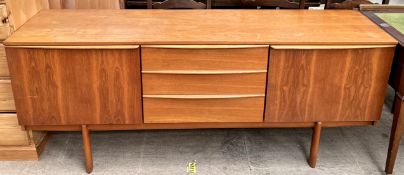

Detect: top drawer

[141,45,269,71]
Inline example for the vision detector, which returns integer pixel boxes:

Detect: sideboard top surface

[5,9,397,46]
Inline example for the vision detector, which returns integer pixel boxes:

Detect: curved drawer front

[141,45,269,71]
[143,73,267,95]
[143,96,265,123]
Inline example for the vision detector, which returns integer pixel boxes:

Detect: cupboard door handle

[143,94,265,99]
[142,70,267,75]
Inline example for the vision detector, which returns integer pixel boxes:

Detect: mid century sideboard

[3,10,398,173]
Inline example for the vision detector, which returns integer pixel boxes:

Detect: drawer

[0,80,16,112]
[141,45,269,71]
[143,73,267,95]
[143,95,265,123]
[0,113,30,146]
[0,44,9,77]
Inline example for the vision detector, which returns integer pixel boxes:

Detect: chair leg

[82,125,93,174]
[309,122,322,168]
[299,0,305,9]
[391,95,397,113]
[386,98,404,174]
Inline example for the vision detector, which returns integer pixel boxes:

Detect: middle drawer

[143,73,267,95]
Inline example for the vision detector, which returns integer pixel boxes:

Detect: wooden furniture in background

[49,0,124,9]
[361,5,404,174]
[147,0,211,9]
[4,0,49,30]
[326,0,372,9]
[128,0,315,9]
[4,10,397,173]
[0,0,49,161]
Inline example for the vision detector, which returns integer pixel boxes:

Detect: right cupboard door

[265,46,395,122]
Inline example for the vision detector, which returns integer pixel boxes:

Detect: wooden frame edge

[25,121,374,131]
[141,70,268,75]
[141,45,270,49]
[5,45,140,49]
[360,4,404,11]
[270,45,397,49]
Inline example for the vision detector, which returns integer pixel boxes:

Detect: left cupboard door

[5,46,142,125]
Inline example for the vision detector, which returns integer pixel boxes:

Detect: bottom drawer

[143,96,265,123]
[0,113,30,146]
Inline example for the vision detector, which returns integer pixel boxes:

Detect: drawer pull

[143,94,265,99]
[142,70,267,75]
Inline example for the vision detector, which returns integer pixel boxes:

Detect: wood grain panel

[266,47,395,122]
[144,97,265,123]
[0,80,15,112]
[143,73,267,95]
[4,10,397,46]
[6,47,142,125]
[142,47,268,71]
[0,44,9,78]
[0,113,30,146]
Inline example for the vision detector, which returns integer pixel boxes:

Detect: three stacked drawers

[141,45,269,123]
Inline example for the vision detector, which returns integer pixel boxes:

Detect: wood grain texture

[142,47,268,71]
[266,47,395,122]
[143,97,265,123]
[4,10,397,46]
[5,0,49,30]
[0,80,15,112]
[0,113,29,146]
[0,44,9,78]
[6,47,142,125]
[143,73,267,95]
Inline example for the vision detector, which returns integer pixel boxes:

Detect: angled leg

[309,122,322,168]
[82,125,93,174]
[386,96,404,174]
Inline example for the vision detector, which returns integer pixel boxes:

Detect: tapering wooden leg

[386,97,404,174]
[82,125,93,174]
[309,122,322,168]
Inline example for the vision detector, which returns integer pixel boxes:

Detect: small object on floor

[187,160,197,175]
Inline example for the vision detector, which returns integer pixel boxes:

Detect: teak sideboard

[3,10,399,173]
